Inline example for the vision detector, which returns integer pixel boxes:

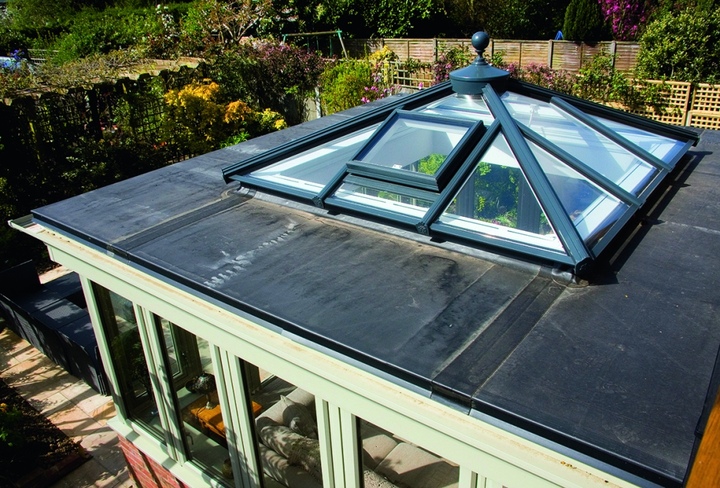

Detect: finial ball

[472,31,490,52]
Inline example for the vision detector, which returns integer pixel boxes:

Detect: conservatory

[9,34,720,488]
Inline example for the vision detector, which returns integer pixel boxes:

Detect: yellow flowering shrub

[162,80,286,156]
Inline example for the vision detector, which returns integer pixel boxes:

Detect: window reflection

[440,135,562,252]
[334,179,436,218]
[359,418,459,488]
[357,114,468,175]
[93,284,163,438]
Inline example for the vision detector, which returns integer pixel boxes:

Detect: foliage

[208,40,326,125]
[563,0,608,43]
[485,0,569,40]
[161,80,285,156]
[505,62,576,95]
[432,45,473,84]
[319,59,373,114]
[636,8,720,83]
[599,0,648,40]
[48,7,159,63]
[362,46,400,103]
[0,402,26,452]
[178,0,274,55]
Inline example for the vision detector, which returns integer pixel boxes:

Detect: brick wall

[118,436,189,488]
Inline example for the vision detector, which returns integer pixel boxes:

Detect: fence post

[548,40,554,69]
[610,41,617,71]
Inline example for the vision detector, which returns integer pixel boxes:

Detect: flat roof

[28,100,720,486]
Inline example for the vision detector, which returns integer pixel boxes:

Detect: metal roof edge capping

[221,31,698,279]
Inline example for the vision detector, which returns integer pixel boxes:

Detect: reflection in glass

[359,417,459,488]
[334,180,436,219]
[155,318,232,483]
[596,116,687,163]
[439,135,563,251]
[419,93,495,125]
[529,142,629,247]
[245,364,323,487]
[251,126,377,192]
[501,92,657,195]
[92,285,163,438]
[357,114,469,174]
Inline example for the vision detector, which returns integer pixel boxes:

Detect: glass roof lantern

[222,32,698,276]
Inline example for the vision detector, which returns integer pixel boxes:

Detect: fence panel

[345,38,642,72]
[551,42,585,71]
[687,83,720,130]
[624,80,692,126]
[614,43,641,72]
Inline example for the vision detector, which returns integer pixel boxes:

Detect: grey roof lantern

[222,34,698,276]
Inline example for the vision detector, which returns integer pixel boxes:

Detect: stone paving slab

[0,324,134,488]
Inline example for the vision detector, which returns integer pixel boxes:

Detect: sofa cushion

[281,395,318,439]
[259,422,323,482]
[361,422,399,470]
[376,442,459,488]
[258,444,322,488]
[258,388,315,426]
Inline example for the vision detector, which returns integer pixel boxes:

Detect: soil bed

[0,377,89,487]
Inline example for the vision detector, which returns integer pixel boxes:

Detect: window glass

[356,114,469,176]
[92,284,163,438]
[528,141,629,246]
[501,92,657,195]
[251,126,377,193]
[245,364,323,487]
[332,179,436,219]
[438,135,563,252]
[359,417,459,488]
[595,116,687,163]
[418,93,495,125]
[156,318,232,483]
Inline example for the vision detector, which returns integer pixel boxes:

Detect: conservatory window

[154,317,232,483]
[358,417,459,488]
[92,284,164,439]
[528,141,629,248]
[244,362,323,487]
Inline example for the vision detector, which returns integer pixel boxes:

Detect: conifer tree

[563,0,607,42]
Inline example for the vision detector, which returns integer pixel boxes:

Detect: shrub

[636,8,720,83]
[208,40,326,126]
[319,59,373,114]
[161,80,286,155]
[563,0,608,43]
[599,0,648,40]
[432,45,472,84]
[48,7,159,63]
[0,402,25,453]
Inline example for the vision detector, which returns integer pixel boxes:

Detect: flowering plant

[599,0,647,40]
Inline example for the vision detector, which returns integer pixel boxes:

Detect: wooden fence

[346,39,641,73]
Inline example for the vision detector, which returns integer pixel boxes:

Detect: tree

[563,0,608,42]
[485,0,569,40]
[635,8,720,82]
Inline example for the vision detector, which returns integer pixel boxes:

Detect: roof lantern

[449,31,510,94]
[222,34,698,277]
